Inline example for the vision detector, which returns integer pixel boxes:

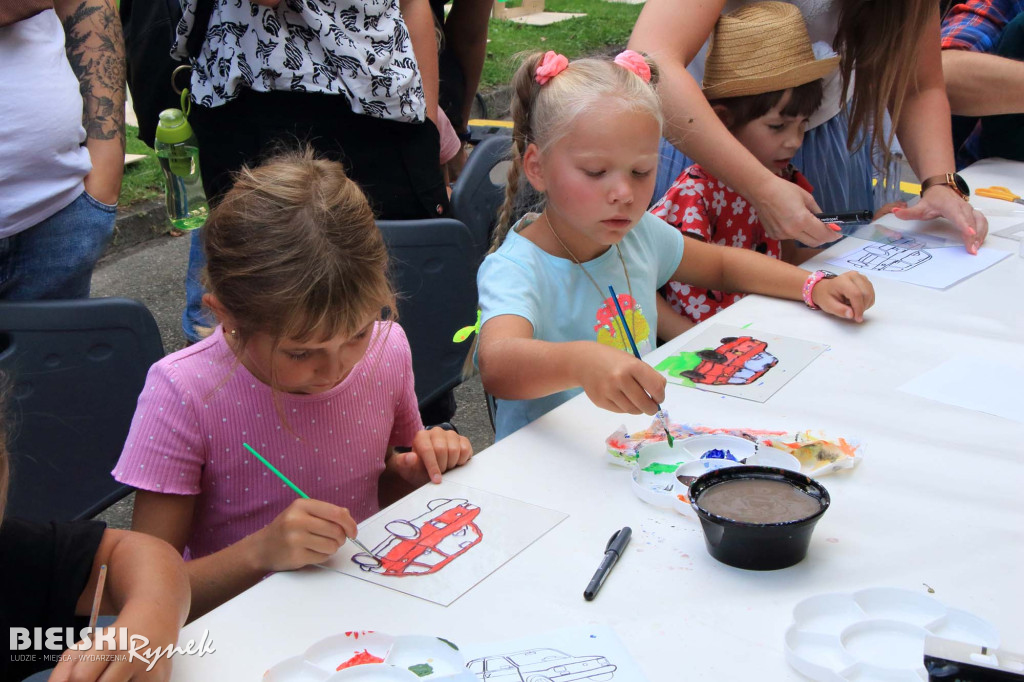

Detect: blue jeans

[183,228,214,343]
[0,190,116,300]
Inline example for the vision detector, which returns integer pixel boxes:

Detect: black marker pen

[584,526,631,601]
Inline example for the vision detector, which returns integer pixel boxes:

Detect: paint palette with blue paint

[630,434,802,515]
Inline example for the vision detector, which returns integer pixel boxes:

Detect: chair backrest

[378,219,479,409]
[0,298,164,522]
[450,135,512,257]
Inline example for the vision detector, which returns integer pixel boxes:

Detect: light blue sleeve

[477,250,541,330]
[641,212,686,288]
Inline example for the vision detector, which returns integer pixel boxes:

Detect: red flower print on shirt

[654,164,813,324]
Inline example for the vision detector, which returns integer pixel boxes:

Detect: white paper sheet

[826,240,1010,289]
[654,324,828,403]
[461,626,649,682]
[899,357,1024,424]
[322,481,567,606]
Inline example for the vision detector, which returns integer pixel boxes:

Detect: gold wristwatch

[919,173,970,200]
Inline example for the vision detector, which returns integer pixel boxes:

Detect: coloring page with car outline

[322,481,567,606]
[460,625,648,682]
[656,324,828,403]
[826,239,1010,289]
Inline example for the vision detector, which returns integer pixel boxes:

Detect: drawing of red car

[351,498,482,577]
[681,336,778,386]
[466,648,617,682]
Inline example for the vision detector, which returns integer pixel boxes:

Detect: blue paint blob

[701,449,737,461]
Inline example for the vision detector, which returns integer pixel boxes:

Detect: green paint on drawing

[655,351,700,387]
[437,637,458,650]
[642,461,684,474]
[409,663,434,677]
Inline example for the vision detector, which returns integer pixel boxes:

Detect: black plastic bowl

[689,466,830,571]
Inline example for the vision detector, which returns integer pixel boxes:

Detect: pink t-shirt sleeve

[112,362,206,496]
[436,107,462,165]
[387,324,424,448]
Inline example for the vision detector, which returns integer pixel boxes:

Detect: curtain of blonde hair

[834,0,936,172]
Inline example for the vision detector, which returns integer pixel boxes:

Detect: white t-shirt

[0,10,91,238]
[478,212,686,440]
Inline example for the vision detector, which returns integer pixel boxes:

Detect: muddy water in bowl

[690,466,830,570]
[698,478,821,524]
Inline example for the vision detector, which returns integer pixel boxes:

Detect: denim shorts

[0,190,117,300]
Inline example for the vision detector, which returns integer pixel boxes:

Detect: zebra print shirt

[173,0,425,122]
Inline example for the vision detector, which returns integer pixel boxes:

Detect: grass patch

[121,125,164,207]
[481,0,643,89]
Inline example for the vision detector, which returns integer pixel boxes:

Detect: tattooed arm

[54,0,125,205]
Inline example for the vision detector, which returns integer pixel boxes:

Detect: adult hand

[892,186,988,254]
[811,272,875,323]
[752,175,841,247]
[577,344,665,415]
[251,498,356,572]
[390,428,474,485]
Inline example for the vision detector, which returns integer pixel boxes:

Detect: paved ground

[90,233,496,530]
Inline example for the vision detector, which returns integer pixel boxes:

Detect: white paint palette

[784,588,1000,681]
[630,435,800,513]
[264,632,476,681]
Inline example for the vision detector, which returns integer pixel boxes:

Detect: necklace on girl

[537,212,637,353]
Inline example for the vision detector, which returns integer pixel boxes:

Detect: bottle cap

[155,108,194,145]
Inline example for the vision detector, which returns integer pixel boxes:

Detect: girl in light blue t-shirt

[476,50,875,439]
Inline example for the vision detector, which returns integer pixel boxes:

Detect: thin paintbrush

[87,564,107,642]
[242,443,380,563]
[607,285,674,447]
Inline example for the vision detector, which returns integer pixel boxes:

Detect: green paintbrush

[242,443,379,562]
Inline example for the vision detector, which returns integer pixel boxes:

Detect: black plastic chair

[378,219,479,410]
[0,298,164,522]
[450,135,512,258]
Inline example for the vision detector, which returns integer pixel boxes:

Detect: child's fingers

[413,436,444,484]
[619,380,659,415]
[298,499,357,540]
[428,427,463,474]
[457,435,473,466]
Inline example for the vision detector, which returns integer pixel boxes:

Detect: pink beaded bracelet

[802,270,836,310]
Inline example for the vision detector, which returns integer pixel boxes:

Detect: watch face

[952,173,970,197]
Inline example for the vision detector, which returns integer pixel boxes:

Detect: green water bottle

[155,108,209,232]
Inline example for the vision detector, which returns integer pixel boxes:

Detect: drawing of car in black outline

[351,498,482,577]
[846,240,932,272]
[466,648,617,682]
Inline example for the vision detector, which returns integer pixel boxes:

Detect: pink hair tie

[535,51,569,85]
[614,49,651,83]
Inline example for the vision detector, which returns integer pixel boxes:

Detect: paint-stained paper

[656,324,828,403]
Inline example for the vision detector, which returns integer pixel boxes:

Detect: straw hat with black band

[702,1,840,100]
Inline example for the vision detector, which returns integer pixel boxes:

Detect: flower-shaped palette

[784,588,999,681]
[264,631,477,681]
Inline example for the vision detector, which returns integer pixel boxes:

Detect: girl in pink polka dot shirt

[113,149,473,618]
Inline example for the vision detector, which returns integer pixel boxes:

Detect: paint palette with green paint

[264,632,476,682]
[630,435,803,514]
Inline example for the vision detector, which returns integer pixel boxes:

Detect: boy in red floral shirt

[651,3,898,339]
